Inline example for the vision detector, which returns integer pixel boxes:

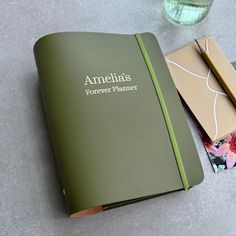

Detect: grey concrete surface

[1,0,236,235]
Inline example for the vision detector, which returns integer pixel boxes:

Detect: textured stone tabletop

[1,0,236,235]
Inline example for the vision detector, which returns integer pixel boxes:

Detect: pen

[195,39,236,107]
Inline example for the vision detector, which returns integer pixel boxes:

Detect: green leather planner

[34,32,204,218]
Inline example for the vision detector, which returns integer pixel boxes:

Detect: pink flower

[224,134,236,169]
[202,136,226,156]
[203,133,236,169]
[205,142,228,157]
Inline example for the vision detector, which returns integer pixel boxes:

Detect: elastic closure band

[134,33,189,191]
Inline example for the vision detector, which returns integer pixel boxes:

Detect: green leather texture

[34,32,204,215]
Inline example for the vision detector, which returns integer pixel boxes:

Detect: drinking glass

[164,0,214,25]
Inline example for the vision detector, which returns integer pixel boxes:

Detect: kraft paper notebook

[34,32,204,218]
[166,36,236,143]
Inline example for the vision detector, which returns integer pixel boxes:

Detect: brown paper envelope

[165,36,236,142]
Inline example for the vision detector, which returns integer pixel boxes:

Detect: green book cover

[33,32,204,218]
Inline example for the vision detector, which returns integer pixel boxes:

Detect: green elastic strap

[135,33,189,191]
